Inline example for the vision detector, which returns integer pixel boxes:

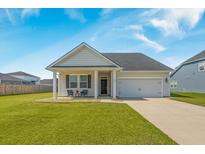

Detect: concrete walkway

[125,98,205,145]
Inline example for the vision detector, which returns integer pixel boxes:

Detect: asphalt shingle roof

[102,53,172,71]
[0,73,23,81]
[184,50,205,64]
[7,71,40,79]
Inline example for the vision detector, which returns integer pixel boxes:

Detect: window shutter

[66,75,69,88]
[88,75,91,88]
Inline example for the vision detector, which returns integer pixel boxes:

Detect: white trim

[94,70,98,99]
[53,71,57,99]
[112,70,116,99]
[58,73,61,96]
[68,74,89,89]
[46,42,121,70]
[198,61,205,72]
[184,57,205,65]
[110,72,113,96]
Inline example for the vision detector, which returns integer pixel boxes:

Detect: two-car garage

[118,78,163,98]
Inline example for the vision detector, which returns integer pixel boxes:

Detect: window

[80,75,88,88]
[69,75,77,88]
[199,66,205,71]
[170,81,177,88]
[198,61,205,72]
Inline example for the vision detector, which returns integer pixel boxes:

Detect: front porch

[52,69,118,100]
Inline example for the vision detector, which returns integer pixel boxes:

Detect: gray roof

[102,53,172,71]
[7,71,40,79]
[184,50,205,64]
[171,50,205,77]
[0,73,23,81]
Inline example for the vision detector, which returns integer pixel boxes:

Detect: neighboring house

[7,71,40,85]
[171,50,205,92]
[0,73,27,84]
[40,79,57,86]
[46,42,172,99]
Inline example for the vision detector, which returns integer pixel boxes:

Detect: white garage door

[118,79,162,98]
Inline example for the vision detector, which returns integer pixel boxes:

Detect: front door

[101,79,107,95]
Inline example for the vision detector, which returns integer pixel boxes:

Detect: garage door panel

[118,79,162,98]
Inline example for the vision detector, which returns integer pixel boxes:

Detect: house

[7,71,40,85]
[46,42,172,99]
[171,50,205,92]
[40,79,57,86]
[0,73,26,84]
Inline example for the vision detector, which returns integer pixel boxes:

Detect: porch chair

[80,90,88,97]
[67,90,74,96]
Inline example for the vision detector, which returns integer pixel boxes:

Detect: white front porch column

[53,71,57,99]
[112,70,117,99]
[58,73,61,97]
[94,70,98,99]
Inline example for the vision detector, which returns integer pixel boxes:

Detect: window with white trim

[198,61,205,72]
[80,75,88,88]
[69,75,77,88]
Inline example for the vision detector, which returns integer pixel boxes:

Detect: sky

[0,8,205,79]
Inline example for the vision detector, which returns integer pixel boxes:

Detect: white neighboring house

[7,71,40,85]
[46,42,172,99]
[0,73,25,84]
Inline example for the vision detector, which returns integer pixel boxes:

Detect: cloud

[127,24,143,31]
[21,9,40,19]
[100,8,114,16]
[140,8,161,17]
[134,33,165,52]
[112,24,143,33]
[0,9,40,25]
[89,32,98,42]
[4,9,15,24]
[64,9,86,23]
[150,9,205,37]
[3,9,18,24]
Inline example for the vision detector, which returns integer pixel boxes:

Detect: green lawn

[171,92,205,107]
[0,93,176,145]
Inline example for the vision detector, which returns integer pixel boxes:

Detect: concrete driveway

[124,98,205,145]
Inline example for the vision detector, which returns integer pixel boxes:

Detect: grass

[171,92,205,107]
[0,93,176,145]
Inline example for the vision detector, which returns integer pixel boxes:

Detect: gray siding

[171,61,205,92]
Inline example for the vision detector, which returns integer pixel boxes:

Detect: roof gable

[47,43,120,69]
